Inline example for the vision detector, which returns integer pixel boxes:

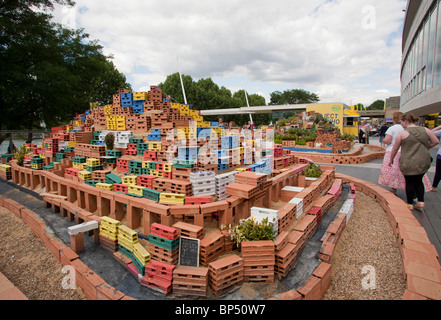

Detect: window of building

[426,6,438,89]
[423,20,429,68]
[434,1,441,86]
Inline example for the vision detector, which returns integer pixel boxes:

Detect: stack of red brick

[208,254,244,297]
[241,241,275,283]
[148,224,179,265]
[172,266,209,297]
[153,178,193,196]
[200,231,225,266]
[172,221,204,240]
[274,230,307,277]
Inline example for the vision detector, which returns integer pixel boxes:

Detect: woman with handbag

[389,114,440,210]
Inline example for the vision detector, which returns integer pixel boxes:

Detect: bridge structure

[199,104,312,116]
[0,130,51,154]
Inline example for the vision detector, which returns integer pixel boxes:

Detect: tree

[0,0,130,131]
[269,89,319,106]
[158,73,270,126]
[366,100,385,111]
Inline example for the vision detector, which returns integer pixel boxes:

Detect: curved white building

[401,0,441,122]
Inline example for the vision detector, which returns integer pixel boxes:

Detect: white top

[385,124,403,153]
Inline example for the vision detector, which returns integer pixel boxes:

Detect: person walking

[431,125,441,192]
[379,112,404,195]
[379,122,389,147]
[389,114,440,210]
[359,120,369,144]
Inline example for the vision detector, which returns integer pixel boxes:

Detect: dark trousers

[433,157,441,189]
[404,174,425,205]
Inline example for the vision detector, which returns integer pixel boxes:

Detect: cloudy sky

[52,0,408,107]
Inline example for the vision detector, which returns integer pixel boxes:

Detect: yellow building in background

[305,103,363,136]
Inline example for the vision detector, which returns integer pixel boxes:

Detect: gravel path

[0,207,87,300]
[323,192,406,300]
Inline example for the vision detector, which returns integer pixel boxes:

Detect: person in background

[359,120,369,144]
[389,114,439,210]
[379,122,389,147]
[431,124,441,192]
[379,112,433,196]
[379,112,404,195]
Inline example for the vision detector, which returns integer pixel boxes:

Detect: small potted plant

[104,132,115,151]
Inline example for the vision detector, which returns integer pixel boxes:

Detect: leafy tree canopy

[269,89,319,106]
[366,99,385,111]
[159,73,270,126]
[0,0,130,130]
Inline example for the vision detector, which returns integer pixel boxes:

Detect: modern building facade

[401,0,441,124]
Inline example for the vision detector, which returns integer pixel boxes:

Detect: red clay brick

[297,275,322,300]
[96,283,125,300]
[60,247,79,266]
[402,260,441,283]
[402,289,429,300]
[279,289,303,300]
[406,275,441,300]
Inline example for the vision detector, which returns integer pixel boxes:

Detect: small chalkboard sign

[179,237,200,267]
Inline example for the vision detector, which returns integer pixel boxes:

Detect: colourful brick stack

[148,224,180,265]
[173,266,209,298]
[99,217,119,253]
[117,225,151,276]
[0,164,12,180]
[241,241,275,283]
[208,254,244,298]
[141,260,175,295]
[31,157,44,170]
[190,171,216,197]
[327,178,343,201]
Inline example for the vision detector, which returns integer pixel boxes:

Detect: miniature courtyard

[0,86,439,300]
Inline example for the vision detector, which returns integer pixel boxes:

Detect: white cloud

[51,0,407,107]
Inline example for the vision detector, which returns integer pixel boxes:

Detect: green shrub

[303,162,323,178]
[222,217,277,248]
[14,144,28,166]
